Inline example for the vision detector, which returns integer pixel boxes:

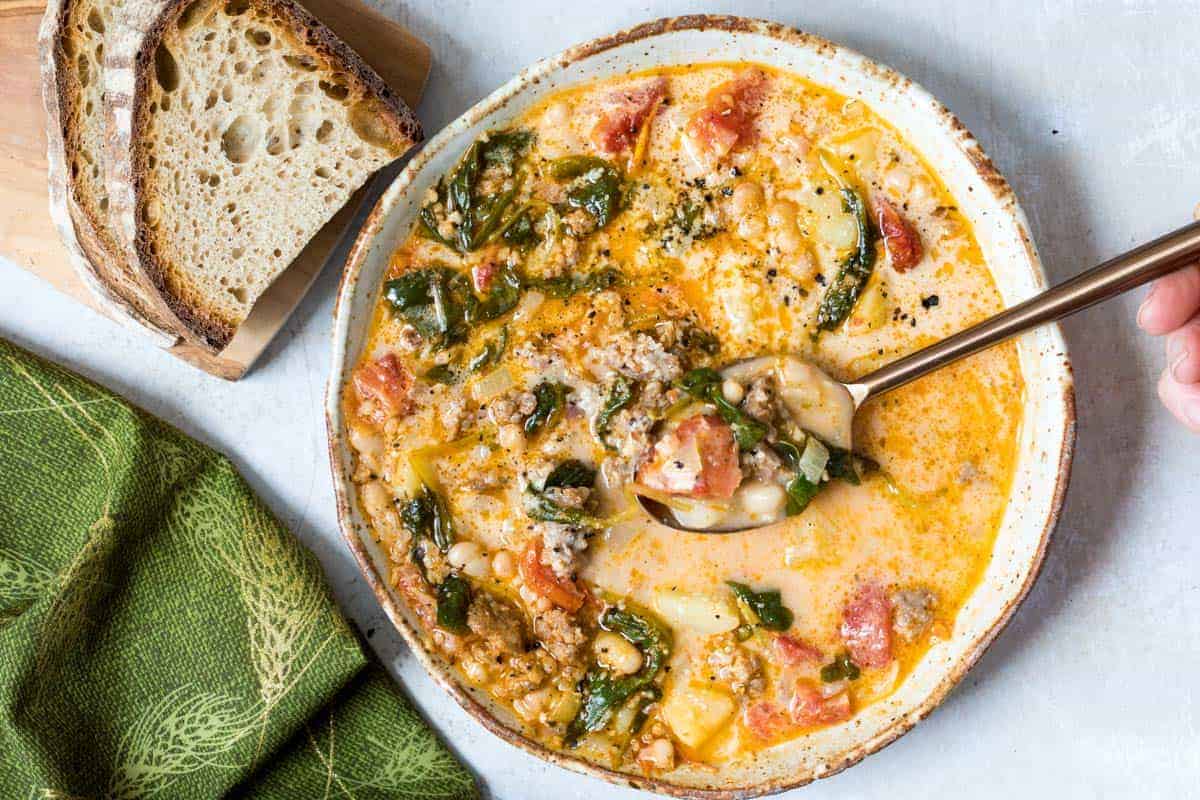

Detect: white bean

[638,738,675,770]
[463,555,491,578]
[491,549,517,579]
[721,379,745,405]
[360,481,400,534]
[447,541,483,569]
[767,200,804,254]
[594,631,644,675]
[737,481,788,519]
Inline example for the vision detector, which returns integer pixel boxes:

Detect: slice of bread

[104,0,421,351]
[39,0,182,343]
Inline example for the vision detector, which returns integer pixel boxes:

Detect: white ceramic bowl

[326,16,1076,797]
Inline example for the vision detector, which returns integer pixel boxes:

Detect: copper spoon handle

[849,219,1200,404]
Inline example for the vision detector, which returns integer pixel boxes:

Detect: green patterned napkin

[0,339,477,799]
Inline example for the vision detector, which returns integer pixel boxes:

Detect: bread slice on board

[104,0,422,351]
[38,0,181,344]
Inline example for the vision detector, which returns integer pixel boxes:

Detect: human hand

[1137,263,1200,431]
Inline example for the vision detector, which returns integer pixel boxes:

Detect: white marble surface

[4,0,1199,796]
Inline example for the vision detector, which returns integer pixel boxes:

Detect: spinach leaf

[594,377,636,449]
[783,473,820,515]
[820,651,861,683]
[551,156,624,229]
[423,129,534,253]
[566,606,672,745]
[816,188,877,331]
[523,459,598,526]
[727,580,794,631]
[594,376,636,450]
[524,381,570,437]
[384,268,470,347]
[401,485,454,553]
[544,459,597,490]
[468,327,507,373]
[465,264,522,324]
[528,266,621,300]
[417,179,457,248]
[522,488,596,526]
[499,207,539,247]
[772,434,877,514]
[435,573,471,633]
[423,363,459,385]
[826,446,878,485]
[675,368,768,450]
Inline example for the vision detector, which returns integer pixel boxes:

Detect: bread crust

[106,0,422,351]
[38,0,182,344]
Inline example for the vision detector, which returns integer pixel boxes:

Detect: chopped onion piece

[797,436,830,484]
[470,366,514,402]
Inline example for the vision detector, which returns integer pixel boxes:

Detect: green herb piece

[660,191,722,247]
[734,624,755,642]
[524,381,570,437]
[551,155,624,229]
[423,363,459,385]
[594,376,636,450]
[727,580,794,631]
[465,263,522,324]
[820,651,861,683]
[401,485,454,552]
[544,459,597,490]
[435,573,471,633]
[816,187,877,331]
[566,606,672,745]
[678,325,721,356]
[383,267,471,347]
[675,368,768,450]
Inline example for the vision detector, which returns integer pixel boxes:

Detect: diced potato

[847,274,890,332]
[654,589,740,635]
[661,683,736,749]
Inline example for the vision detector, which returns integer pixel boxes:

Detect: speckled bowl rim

[325,15,1076,798]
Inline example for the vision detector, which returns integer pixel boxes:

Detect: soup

[342,62,1022,777]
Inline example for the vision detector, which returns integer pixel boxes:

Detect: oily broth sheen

[348,62,1023,767]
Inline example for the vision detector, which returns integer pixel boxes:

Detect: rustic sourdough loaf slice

[38,0,182,343]
[105,0,421,351]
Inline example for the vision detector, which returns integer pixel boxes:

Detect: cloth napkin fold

[0,339,477,799]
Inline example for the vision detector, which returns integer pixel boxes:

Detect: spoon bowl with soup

[636,218,1200,532]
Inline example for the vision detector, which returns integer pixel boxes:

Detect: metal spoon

[638,218,1200,532]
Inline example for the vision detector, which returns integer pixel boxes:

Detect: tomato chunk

[636,414,742,500]
[773,634,824,666]
[744,701,791,741]
[840,581,893,668]
[684,69,768,161]
[874,195,923,272]
[471,261,500,293]
[591,77,668,155]
[519,539,587,612]
[789,679,852,727]
[353,353,414,423]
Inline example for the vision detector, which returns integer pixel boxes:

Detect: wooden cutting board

[0,0,429,379]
